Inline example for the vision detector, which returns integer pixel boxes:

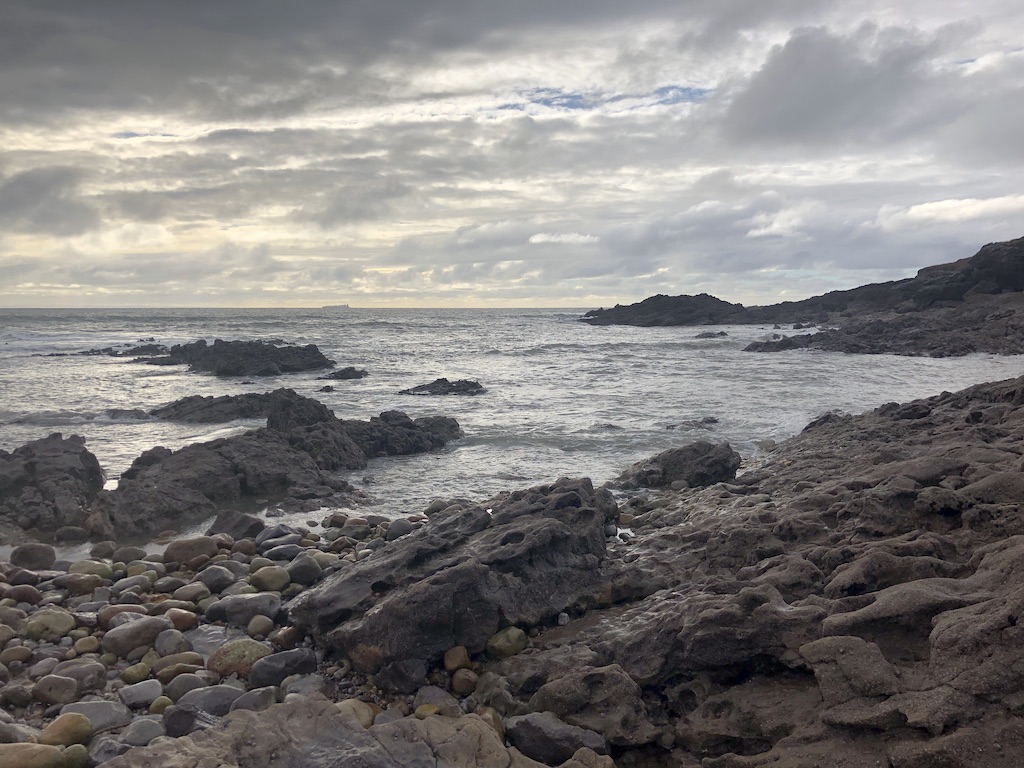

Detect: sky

[1,1,1022,308]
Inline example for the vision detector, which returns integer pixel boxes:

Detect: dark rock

[399,378,485,396]
[9,543,56,571]
[205,509,266,540]
[150,391,291,423]
[289,477,617,687]
[248,648,318,688]
[505,711,608,765]
[318,367,368,380]
[695,330,729,338]
[0,433,104,532]
[615,440,741,489]
[162,703,221,737]
[145,339,335,377]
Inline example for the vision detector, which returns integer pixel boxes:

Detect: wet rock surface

[140,338,336,377]
[399,378,486,396]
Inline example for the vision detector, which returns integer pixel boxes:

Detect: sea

[2,307,1023,533]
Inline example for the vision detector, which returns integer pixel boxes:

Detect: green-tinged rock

[61,744,89,768]
[24,608,77,641]
[0,625,16,645]
[38,712,93,746]
[121,662,151,684]
[249,565,290,592]
[486,627,528,659]
[149,695,173,714]
[415,704,440,719]
[68,560,114,579]
[206,638,273,678]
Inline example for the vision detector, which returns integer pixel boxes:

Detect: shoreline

[2,374,1024,765]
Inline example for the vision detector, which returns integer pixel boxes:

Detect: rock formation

[582,236,1024,357]
[399,378,486,396]
[141,339,335,376]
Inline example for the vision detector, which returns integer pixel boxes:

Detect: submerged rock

[399,378,485,396]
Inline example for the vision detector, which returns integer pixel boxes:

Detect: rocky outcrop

[318,367,368,380]
[399,378,486,396]
[85,391,461,540]
[583,236,1024,356]
[289,478,618,688]
[614,440,741,489]
[142,339,335,376]
[0,433,104,533]
[150,392,291,423]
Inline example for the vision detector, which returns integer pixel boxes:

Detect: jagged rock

[505,711,608,765]
[144,339,335,376]
[0,433,104,531]
[399,378,485,396]
[150,392,291,423]
[289,478,617,686]
[318,367,368,380]
[615,440,741,489]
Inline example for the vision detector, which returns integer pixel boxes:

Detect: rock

[151,391,291,423]
[0,433,104,532]
[206,508,266,540]
[164,673,209,702]
[526,665,660,746]
[196,564,238,593]
[289,478,616,684]
[452,668,479,695]
[9,543,56,570]
[60,701,133,732]
[248,647,318,688]
[488,627,529,659]
[247,614,275,638]
[163,535,219,565]
[385,518,414,541]
[205,592,282,627]
[23,607,77,640]
[399,378,486,396]
[38,712,93,746]
[444,645,472,672]
[161,703,222,737]
[319,367,369,380]
[31,674,79,705]
[147,338,335,377]
[101,615,174,658]
[250,565,291,592]
[413,685,462,718]
[119,717,165,747]
[119,679,164,709]
[335,698,376,728]
[52,659,106,693]
[228,686,279,713]
[505,711,608,765]
[615,440,741,489]
[206,638,273,677]
[177,684,246,716]
[285,553,323,586]
[0,743,65,768]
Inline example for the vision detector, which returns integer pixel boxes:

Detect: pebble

[37,711,93,746]
[119,678,164,709]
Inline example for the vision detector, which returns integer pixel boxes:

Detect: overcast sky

[1,1,1022,308]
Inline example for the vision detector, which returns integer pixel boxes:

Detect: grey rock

[10,543,56,571]
[195,565,238,593]
[100,615,174,658]
[154,629,191,657]
[119,679,164,709]
[164,673,209,703]
[61,700,133,731]
[505,711,608,765]
[228,686,280,713]
[177,684,246,716]
[32,674,78,705]
[119,716,165,747]
[248,648,318,688]
[205,593,282,627]
[161,704,221,738]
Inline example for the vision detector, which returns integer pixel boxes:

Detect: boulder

[146,339,335,377]
[289,478,617,684]
[615,440,741,489]
[0,433,104,531]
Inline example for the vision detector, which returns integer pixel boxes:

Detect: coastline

[2,373,1024,765]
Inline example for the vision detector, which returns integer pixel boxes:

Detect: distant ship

[321,304,351,309]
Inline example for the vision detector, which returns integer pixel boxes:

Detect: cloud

[1,1,1023,307]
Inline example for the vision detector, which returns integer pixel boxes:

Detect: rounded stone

[149,695,173,714]
[443,645,472,672]
[0,645,33,665]
[163,536,219,565]
[196,565,238,594]
[24,607,77,640]
[63,744,90,768]
[120,662,152,685]
[247,614,275,638]
[112,546,147,563]
[10,543,56,571]
[249,565,290,592]
[163,608,200,632]
[336,698,376,728]
[452,667,479,695]
[206,638,273,678]
[68,560,114,579]
[32,674,79,705]
[38,711,93,746]
[0,743,65,768]
[119,678,164,709]
[486,626,529,659]
[73,636,100,655]
[154,628,191,656]
[120,716,165,747]
[101,615,174,658]
[415,704,439,719]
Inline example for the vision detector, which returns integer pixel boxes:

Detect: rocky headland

[3,374,1024,765]
[581,236,1024,357]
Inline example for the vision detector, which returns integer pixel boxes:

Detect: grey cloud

[720,24,958,147]
[0,167,99,235]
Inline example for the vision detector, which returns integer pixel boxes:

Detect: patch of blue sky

[112,131,176,139]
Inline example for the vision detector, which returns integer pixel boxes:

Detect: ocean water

[2,307,1023,528]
